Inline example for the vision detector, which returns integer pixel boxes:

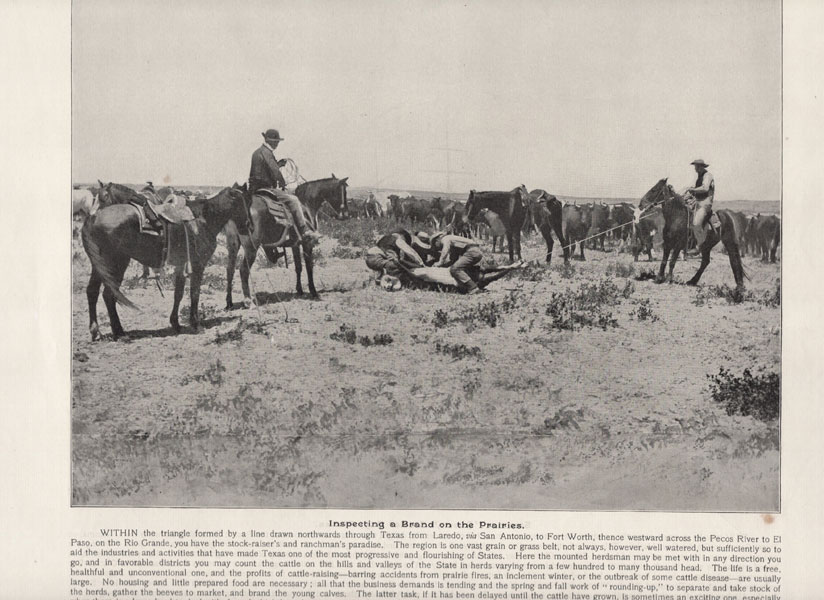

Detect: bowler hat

[690,159,709,168]
[262,129,284,141]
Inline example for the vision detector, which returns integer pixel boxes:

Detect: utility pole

[421,122,474,193]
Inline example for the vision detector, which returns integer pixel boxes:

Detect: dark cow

[528,189,568,263]
[632,205,663,261]
[754,214,780,263]
[562,203,589,260]
[609,203,635,250]
[464,185,529,262]
[398,196,435,225]
[586,203,610,251]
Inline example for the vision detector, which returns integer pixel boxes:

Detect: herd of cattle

[346,189,781,263]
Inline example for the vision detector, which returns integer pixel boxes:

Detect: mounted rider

[684,159,716,247]
[249,129,321,246]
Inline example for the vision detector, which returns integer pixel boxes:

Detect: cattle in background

[398,196,435,225]
[754,214,780,263]
[724,211,750,257]
[609,203,635,251]
[387,192,413,220]
[528,189,569,263]
[562,203,589,260]
[463,185,529,262]
[586,203,610,251]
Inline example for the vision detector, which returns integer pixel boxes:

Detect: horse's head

[638,178,670,212]
[332,176,349,219]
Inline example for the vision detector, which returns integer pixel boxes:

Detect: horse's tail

[81,216,139,310]
[717,210,750,284]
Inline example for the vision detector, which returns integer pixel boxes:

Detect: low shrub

[330,324,394,347]
[435,342,482,360]
[708,368,780,422]
[630,298,659,322]
[605,261,635,278]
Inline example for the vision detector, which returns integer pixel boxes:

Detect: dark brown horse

[528,189,569,264]
[82,187,250,340]
[463,185,528,263]
[638,178,745,286]
[224,176,349,308]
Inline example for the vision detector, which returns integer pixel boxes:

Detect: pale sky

[72,0,781,200]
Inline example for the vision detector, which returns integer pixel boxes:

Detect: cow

[586,202,611,251]
[609,202,635,251]
[754,214,780,263]
[562,203,589,260]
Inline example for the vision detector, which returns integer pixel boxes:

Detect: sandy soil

[71,221,780,511]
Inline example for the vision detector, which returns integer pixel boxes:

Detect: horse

[528,190,568,264]
[97,181,172,281]
[81,187,250,340]
[72,188,98,219]
[224,176,349,309]
[638,178,745,286]
[463,185,528,263]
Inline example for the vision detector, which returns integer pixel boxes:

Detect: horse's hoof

[685,280,698,287]
[225,302,233,311]
[192,326,205,335]
[116,334,131,343]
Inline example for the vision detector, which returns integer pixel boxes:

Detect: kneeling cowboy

[365,230,425,280]
[249,129,321,246]
[685,159,715,247]
[430,232,484,295]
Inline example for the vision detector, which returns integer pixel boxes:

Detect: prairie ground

[71,215,780,510]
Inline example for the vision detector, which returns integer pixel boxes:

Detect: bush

[435,342,482,360]
[330,245,364,260]
[543,279,628,331]
[605,262,635,278]
[694,281,781,307]
[708,368,780,422]
[330,324,393,347]
[630,298,659,322]
[434,291,522,329]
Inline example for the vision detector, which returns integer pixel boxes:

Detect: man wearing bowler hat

[685,158,715,247]
[249,128,321,246]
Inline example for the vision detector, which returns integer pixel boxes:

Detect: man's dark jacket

[249,144,286,193]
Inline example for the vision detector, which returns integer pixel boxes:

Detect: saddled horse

[528,189,569,264]
[463,185,529,263]
[224,176,349,308]
[638,178,745,287]
[82,187,250,340]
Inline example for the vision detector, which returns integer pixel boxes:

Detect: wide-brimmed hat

[414,231,432,247]
[262,129,284,141]
[690,159,709,168]
[430,231,447,248]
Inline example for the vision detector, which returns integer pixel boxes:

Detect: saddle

[129,199,198,273]
[132,194,196,236]
[253,188,316,257]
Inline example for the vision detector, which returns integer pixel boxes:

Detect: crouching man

[430,232,484,295]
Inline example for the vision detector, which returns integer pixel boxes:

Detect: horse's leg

[101,255,131,340]
[304,245,318,298]
[507,231,515,263]
[87,268,103,341]
[656,243,670,283]
[292,245,304,296]
[238,237,258,306]
[668,243,681,283]
[225,229,239,310]
[170,270,186,332]
[189,268,205,333]
[686,245,711,286]
[579,235,586,261]
[515,228,522,261]
[539,224,554,264]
